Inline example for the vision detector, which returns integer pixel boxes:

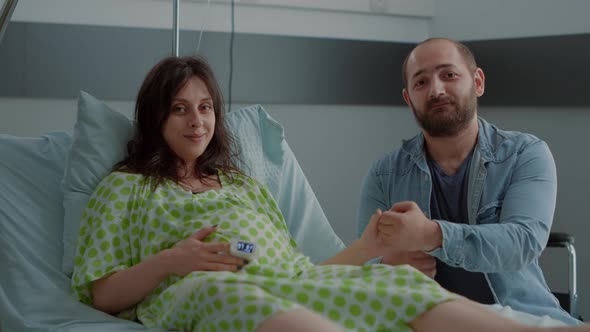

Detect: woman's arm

[92,248,174,314]
[91,225,245,314]
[320,210,383,266]
[319,240,373,266]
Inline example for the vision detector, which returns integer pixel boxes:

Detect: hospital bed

[0,92,577,331]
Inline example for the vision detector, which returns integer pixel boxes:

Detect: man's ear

[474,68,485,97]
[402,88,411,107]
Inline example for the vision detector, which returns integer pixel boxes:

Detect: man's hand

[377,201,443,252]
[381,250,437,278]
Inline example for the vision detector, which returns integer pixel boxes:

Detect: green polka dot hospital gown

[72,171,457,332]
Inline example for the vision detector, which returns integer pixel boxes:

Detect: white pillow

[61,91,345,275]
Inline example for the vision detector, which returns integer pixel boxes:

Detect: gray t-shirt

[427,151,495,304]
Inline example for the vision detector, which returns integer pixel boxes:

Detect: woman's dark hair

[115,55,241,188]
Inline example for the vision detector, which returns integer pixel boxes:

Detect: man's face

[402,40,484,137]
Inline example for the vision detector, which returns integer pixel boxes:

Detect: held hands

[165,225,247,277]
[377,201,442,252]
[372,201,442,278]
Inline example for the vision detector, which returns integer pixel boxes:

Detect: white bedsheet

[487,304,567,327]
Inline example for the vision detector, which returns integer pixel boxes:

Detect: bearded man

[356,38,580,325]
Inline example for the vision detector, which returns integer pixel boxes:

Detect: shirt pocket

[476,201,503,224]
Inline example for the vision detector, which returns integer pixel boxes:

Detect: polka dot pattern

[72,171,456,331]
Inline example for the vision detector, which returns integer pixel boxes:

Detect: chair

[547,232,580,320]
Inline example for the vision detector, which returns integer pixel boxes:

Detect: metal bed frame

[547,232,579,319]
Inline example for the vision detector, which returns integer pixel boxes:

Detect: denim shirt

[357,117,580,325]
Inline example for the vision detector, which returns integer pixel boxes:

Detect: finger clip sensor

[230,240,256,260]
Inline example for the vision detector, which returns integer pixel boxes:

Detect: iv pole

[172,0,179,56]
[0,0,18,45]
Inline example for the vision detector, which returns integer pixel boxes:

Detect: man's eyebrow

[411,64,457,80]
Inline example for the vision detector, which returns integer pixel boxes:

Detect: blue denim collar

[401,116,496,164]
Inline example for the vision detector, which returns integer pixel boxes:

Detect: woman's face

[162,76,216,168]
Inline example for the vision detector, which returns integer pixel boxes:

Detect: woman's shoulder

[91,171,153,203]
[96,171,150,190]
[104,170,146,183]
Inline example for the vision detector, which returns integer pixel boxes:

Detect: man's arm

[435,141,556,272]
[381,141,556,273]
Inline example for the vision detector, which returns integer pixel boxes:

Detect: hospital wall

[432,0,590,41]
[1,98,589,319]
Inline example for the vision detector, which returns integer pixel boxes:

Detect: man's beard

[410,88,477,137]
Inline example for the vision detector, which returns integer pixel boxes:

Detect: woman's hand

[358,209,387,259]
[166,225,246,276]
[91,225,246,314]
[321,210,386,265]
